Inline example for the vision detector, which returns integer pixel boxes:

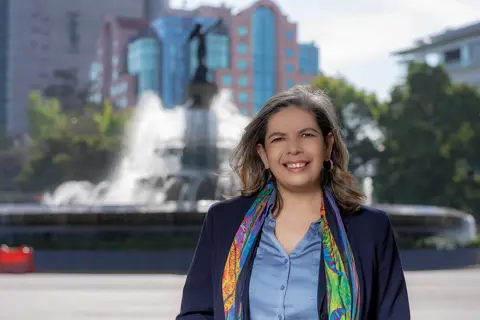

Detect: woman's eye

[302,133,315,138]
[271,137,283,143]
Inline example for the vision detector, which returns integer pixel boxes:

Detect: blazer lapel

[317,248,327,317]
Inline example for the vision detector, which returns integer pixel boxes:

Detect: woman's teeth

[286,163,307,168]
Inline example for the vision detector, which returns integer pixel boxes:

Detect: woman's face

[257,106,333,192]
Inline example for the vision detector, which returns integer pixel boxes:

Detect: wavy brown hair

[230,85,365,214]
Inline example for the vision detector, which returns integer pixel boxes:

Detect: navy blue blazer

[177,194,410,319]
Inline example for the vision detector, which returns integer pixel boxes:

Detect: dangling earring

[321,159,333,186]
[263,168,272,182]
[323,159,333,172]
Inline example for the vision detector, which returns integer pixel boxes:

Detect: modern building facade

[0,0,169,135]
[299,43,320,76]
[90,15,229,109]
[128,36,162,100]
[214,0,319,115]
[393,20,480,87]
[89,16,151,109]
[151,15,229,108]
[90,0,320,115]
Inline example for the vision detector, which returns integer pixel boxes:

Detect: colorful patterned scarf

[221,181,360,319]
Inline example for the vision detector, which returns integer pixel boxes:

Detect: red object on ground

[0,245,34,273]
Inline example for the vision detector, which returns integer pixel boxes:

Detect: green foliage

[312,75,381,176]
[375,62,480,217]
[15,93,129,192]
[28,92,69,140]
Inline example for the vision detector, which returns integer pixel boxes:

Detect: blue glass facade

[151,16,195,108]
[127,37,161,97]
[299,43,319,75]
[150,16,229,108]
[252,6,276,114]
[0,0,9,131]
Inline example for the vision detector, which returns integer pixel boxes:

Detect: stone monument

[186,18,223,108]
[182,18,224,170]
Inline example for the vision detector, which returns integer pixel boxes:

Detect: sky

[170,0,480,100]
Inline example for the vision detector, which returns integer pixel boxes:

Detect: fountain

[40,18,250,212]
[40,89,249,211]
[0,18,476,252]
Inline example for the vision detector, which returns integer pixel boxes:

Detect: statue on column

[188,18,223,83]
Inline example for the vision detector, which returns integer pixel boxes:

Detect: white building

[393,21,480,88]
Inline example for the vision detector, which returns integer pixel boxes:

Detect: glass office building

[252,6,276,114]
[127,37,161,96]
[299,43,319,75]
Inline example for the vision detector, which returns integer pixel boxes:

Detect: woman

[177,85,410,320]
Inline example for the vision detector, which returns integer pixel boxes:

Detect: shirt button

[278,316,283,320]
[280,285,285,290]
[284,258,288,263]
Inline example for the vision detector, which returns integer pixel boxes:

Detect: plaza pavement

[0,269,479,319]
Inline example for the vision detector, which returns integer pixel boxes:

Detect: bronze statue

[188,18,223,83]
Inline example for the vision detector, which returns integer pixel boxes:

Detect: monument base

[187,82,218,108]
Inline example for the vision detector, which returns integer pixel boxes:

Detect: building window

[67,11,80,53]
[112,55,119,66]
[240,108,249,116]
[237,43,247,55]
[116,97,128,108]
[286,30,293,40]
[286,79,295,88]
[237,59,247,71]
[238,92,249,103]
[286,48,294,58]
[444,48,461,64]
[286,63,294,73]
[238,26,248,37]
[222,74,232,86]
[238,75,248,87]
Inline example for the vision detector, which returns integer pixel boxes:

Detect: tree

[312,75,382,177]
[27,92,69,140]
[15,95,129,192]
[375,62,480,216]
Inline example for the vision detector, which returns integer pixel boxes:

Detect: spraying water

[41,90,250,207]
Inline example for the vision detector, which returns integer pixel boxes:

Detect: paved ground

[0,269,479,319]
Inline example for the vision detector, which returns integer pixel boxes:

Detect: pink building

[213,0,319,115]
[89,0,319,114]
[89,16,149,108]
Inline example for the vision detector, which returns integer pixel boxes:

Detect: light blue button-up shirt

[249,209,323,320]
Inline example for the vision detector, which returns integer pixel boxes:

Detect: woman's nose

[286,137,302,154]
